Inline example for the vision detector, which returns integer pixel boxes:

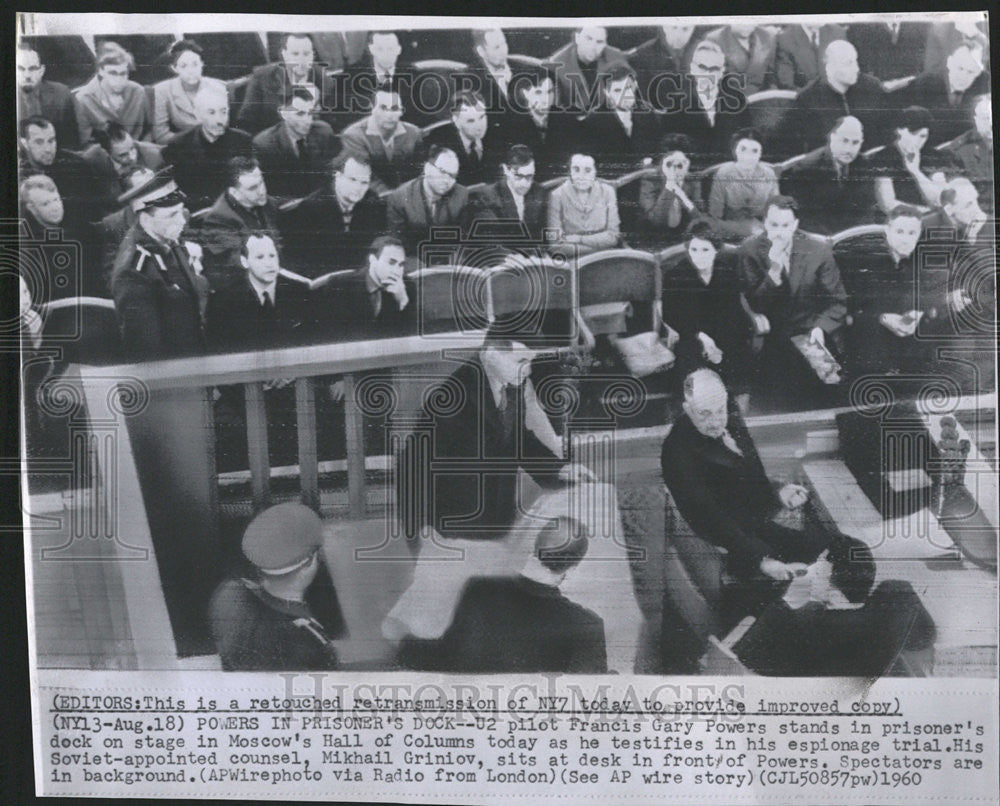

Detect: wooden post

[343,373,366,517]
[244,382,270,508]
[295,378,319,511]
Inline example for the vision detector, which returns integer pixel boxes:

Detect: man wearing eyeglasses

[340,88,425,195]
[471,144,547,242]
[252,84,338,199]
[16,42,79,150]
[666,40,749,170]
[386,144,472,261]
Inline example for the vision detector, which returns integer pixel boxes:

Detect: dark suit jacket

[283,188,386,277]
[842,244,924,375]
[17,80,80,149]
[791,74,890,154]
[661,408,784,574]
[779,146,875,234]
[628,29,705,109]
[18,149,97,223]
[207,273,316,352]
[774,24,848,90]
[738,231,848,338]
[252,119,339,199]
[471,180,547,243]
[162,126,253,212]
[236,62,329,134]
[424,122,503,187]
[661,77,749,169]
[386,177,472,258]
[399,358,565,543]
[196,191,285,291]
[81,141,165,214]
[942,129,993,207]
[321,272,418,342]
[110,223,211,360]
[396,575,607,673]
[548,41,630,114]
[705,26,777,95]
[498,109,582,184]
[338,118,425,194]
[734,579,936,676]
[580,105,662,176]
[337,58,416,129]
[900,70,992,147]
[99,207,136,289]
[847,21,930,81]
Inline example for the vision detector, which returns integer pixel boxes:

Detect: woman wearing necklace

[661,220,754,397]
[707,127,779,242]
[152,39,228,144]
[546,151,620,258]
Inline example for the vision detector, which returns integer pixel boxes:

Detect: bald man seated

[395,516,608,673]
[661,369,831,584]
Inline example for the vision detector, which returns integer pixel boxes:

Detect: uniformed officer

[110,168,211,360]
[208,503,344,671]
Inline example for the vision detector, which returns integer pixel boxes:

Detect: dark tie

[498,384,520,442]
[261,290,273,309]
[297,137,310,164]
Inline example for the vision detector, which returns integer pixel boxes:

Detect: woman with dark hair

[661,220,753,393]
[546,151,620,257]
[152,39,228,144]
[636,133,705,247]
[707,126,778,241]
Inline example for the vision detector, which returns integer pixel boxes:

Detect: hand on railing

[328,379,346,401]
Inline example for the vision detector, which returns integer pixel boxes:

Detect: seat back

[94,34,175,86]
[409,59,470,128]
[745,89,798,156]
[411,264,490,335]
[39,296,123,367]
[577,249,659,325]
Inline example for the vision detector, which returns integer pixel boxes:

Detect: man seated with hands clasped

[661,369,830,587]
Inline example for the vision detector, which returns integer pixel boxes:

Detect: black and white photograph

[11,10,999,803]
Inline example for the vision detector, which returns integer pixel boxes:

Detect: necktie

[471,140,482,161]
[261,290,273,309]
[720,429,743,456]
[667,196,682,229]
[498,383,520,442]
[297,137,309,163]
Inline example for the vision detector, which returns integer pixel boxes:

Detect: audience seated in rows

[546,152,620,257]
[152,39,229,144]
[339,31,412,130]
[628,24,704,109]
[252,83,338,199]
[163,82,253,211]
[16,42,79,150]
[74,42,151,146]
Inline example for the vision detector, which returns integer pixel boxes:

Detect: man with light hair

[791,39,889,153]
[661,368,829,584]
[163,82,252,210]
